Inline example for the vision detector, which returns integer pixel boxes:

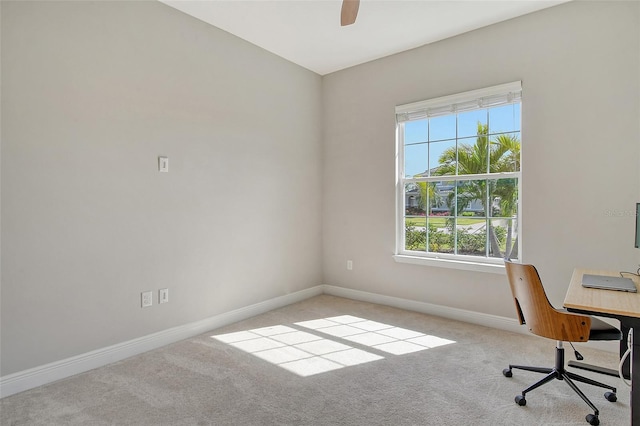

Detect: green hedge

[405,224,507,254]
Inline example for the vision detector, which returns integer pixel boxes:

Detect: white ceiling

[160,0,568,75]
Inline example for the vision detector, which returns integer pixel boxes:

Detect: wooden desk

[564,268,640,426]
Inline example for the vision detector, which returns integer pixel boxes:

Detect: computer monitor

[636,203,640,248]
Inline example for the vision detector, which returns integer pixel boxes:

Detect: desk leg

[632,327,638,426]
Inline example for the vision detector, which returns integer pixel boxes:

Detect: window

[395,82,521,270]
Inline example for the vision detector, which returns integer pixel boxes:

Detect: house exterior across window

[395,82,522,271]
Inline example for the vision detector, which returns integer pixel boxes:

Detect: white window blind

[396,81,522,122]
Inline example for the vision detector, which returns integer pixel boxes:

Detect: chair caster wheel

[515,395,526,406]
[503,368,512,377]
[604,391,617,402]
[586,414,599,425]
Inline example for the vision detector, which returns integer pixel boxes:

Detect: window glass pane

[488,178,518,218]
[489,133,520,173]
[427,217,453,254]
[424,182,449,215]
[404,120,428,144]
[456,136,488,175]
[428,140,456,176]
[405,183,425,216]
[488,104,521,135]
[405,220,426,251]
[405,183,426,251]
[457,109,487,138]
[456,180,487,217]
[404,143,428,177]
[428,181,452,216]
[508,218,519,260]
[456,219,487,257]
[489,218,518,259]
[428,115,456,142]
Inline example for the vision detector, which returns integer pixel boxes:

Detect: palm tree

[434,123,520,258]
[414,181,441,213]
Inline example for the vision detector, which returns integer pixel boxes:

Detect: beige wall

[2,0,639,379]
[322,1,640,317]
[1,1,322,376]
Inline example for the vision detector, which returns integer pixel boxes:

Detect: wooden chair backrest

[504,261,591,342]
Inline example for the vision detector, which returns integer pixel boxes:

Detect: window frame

[394,82,522,273]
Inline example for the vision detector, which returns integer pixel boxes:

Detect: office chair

[502,261,622,426]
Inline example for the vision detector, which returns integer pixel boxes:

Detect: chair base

[503,343,617,426]
[568,360,626,379]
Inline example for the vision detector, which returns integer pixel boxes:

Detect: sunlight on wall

[211,315,455,377]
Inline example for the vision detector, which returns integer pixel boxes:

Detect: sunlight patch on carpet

[297,315,456,355]
[211,316,455,377]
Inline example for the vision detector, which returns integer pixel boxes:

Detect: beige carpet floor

[0,295,631,425]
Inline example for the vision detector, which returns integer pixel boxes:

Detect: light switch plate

[159,288,169,304]
[158,156,168,172]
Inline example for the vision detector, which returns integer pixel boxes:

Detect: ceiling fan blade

[341,0,360,26]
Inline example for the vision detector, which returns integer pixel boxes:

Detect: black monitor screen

[636,203,640,248]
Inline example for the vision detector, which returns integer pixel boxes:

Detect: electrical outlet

[347,260,353,270]
[159,288,169,304]
[141,291,153,308]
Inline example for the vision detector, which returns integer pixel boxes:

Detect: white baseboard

[1,283,617,399]
[0,286,323,398]
[320,285,619,354]
[321,284,524,333]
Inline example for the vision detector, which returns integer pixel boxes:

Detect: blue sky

[403,103,521,177]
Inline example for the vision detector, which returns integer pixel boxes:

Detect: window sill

[393,254,506,275]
